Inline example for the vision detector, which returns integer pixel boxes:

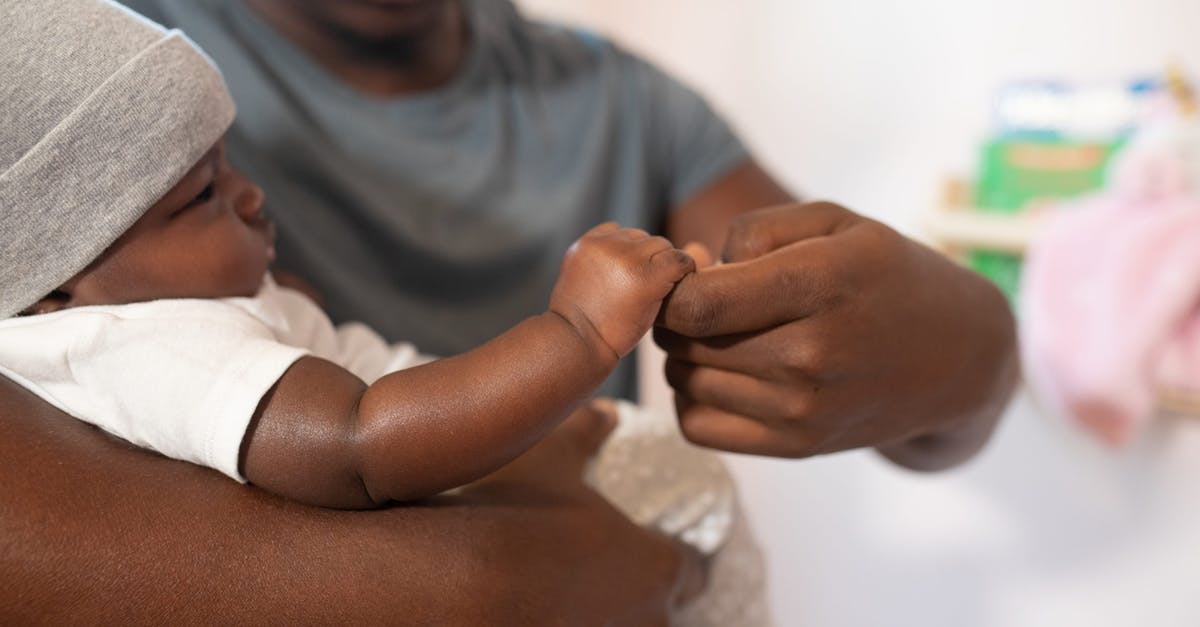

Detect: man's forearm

[875,395,1008,472]
[0,376,689,624]
[0,376,491,623]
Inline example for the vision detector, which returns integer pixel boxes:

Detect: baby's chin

[238,266,273,298]
[148,241,274,301]
[215,257,273,300]
[168,273,269,301]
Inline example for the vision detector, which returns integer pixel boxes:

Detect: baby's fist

[551,223,695,358]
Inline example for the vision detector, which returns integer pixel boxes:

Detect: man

[120,0,1014,468]
[2,0,1016,620]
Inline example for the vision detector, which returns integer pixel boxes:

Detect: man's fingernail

[590,398,619,426]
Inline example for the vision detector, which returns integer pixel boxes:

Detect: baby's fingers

[584,222,622,237]
[646,242,696,284]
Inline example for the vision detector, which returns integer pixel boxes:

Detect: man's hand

[471,399,707,624]
[655,202,1018,471]
[551,223,696,358]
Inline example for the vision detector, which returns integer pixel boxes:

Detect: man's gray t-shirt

[122,0,748,398]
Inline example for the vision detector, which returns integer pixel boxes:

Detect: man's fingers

[721,201,856,263]
[674,395,817,457]
[664,358,816,424]
[655,327,764,376]
[658,241,844,338]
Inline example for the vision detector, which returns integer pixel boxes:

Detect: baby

[0,0,698,508]
[1,3,773,623]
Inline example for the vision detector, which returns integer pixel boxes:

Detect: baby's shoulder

[0,298,275,346]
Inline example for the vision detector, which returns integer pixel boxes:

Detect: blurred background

[514,1,1200,625]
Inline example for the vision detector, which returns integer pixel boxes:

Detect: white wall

[516,1,1200,626]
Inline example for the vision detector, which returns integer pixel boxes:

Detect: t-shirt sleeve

[618,47,750,208]
[46,303,306,482]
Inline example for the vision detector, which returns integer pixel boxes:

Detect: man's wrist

[875,411,998,472]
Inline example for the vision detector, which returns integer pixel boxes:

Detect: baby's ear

[20,290,71,316]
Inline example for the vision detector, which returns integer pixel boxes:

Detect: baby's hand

[550,223,696,358]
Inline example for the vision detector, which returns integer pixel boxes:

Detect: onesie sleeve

[21,301,307,482]
[327,322,437,384]
[253,281,437,385]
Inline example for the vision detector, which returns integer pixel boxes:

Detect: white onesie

[0,276,431,481]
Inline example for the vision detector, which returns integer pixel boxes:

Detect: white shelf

[923,206,1041,254]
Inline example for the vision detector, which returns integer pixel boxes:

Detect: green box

[970,138,1125,302]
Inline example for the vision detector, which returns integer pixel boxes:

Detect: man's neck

[246,0,470,98]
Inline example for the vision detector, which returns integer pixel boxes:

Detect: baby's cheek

[219,239,269,296]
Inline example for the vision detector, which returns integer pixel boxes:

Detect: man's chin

[321,0,453,42]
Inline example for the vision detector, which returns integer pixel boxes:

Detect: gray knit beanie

[0,0,235,318]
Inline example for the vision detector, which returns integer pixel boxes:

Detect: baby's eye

[192,183,215,204]
[172,183,215,218]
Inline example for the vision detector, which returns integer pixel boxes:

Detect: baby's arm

[241,224,695,508]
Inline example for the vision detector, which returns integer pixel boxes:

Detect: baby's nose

[234,181,266,223]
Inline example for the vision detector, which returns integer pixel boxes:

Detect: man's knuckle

[772,265,803,299]
[726,213,753,237]
[727,214,772,258]
[773,258,832,307]
[780,392,815,421]
[678,418,710,448]
[670,294,719,337]
[775,340,819,379]
[808,200,847,214]
[826,279,854,309]
[803,343,833,375]
[857,219,891,247]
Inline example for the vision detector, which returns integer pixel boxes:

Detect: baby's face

[52,139,275,309]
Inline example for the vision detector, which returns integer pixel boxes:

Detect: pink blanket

[1020,120,1200,446]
